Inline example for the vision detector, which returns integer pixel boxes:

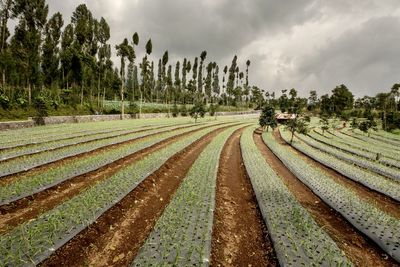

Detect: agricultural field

[0,115,400,267]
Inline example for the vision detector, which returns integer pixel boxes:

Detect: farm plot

[351,129,400,146]
[264,129,400,262]
[311,129,400,168]
[331,130,400,159]
[297,132,400,181]
[285,130,400,202]
[341,129,399,151]
[240,126,351,266]
[0,123,202,178]
[0,122,244,266]
[132,125,245,266]
[0,123,191,161]
[0,122,229,207]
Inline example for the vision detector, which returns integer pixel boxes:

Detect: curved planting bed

[240,126,350,266]
[264,129,400,263]
[132,124,245,266]
[0,123,238,266]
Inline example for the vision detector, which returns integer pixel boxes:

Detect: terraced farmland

[1,116,400,266]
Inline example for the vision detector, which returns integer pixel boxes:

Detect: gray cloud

[40,1,400,97]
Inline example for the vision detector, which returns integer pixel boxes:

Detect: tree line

[0,1,255,117]
[259,83,400,133]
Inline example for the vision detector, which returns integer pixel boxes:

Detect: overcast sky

[43,0,400,98]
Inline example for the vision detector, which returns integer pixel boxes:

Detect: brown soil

[210,129,278,267]
[283,131,400,219]
[40,124,238,267]
[0,124,220,234]
[0,123,207,186]
[254,129,398,266]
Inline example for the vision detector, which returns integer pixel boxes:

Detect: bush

[128,102,139,115]
[172,103,179,117]
[0,93,10,110]
[209,103,216,116]
[180,105,188,117]
[190,101,206,123]
[33,96,49,125]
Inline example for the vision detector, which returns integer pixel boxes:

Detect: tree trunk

[97,73,101,107]
[28,82,32,105]
[120,83,124,120]
[80,84,84,105]
[139,90,143,119]
[290,130,294,144]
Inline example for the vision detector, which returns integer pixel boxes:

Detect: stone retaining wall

[0,111,259,131]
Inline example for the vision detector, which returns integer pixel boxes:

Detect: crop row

[284,129,400,201]
[240,126,350,266]
[0,123,139,150]
[0,124,184,161]
[0,117,196,146]
[297,132,400,181]
[330,130,400,159]
[132,124,245,266]
[266,129,400,262]
[0,122,165,151]
[313,129,400,165]
[369,130,400,142]
[0,123,200,178]
[0,123,239,266]
[0,123,227,205]
[341,129,398,151]
[351,129,400,146]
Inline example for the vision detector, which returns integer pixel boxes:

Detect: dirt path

[0,124,218,234]
[0,123,199,184]
[40,125,235,267]
[278,130,400,219]
[210,129,278,267]
[255,129,398,266]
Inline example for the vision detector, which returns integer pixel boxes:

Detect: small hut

[275,112,296,123]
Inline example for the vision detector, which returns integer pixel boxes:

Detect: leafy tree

[320,94,333,116]
[226,55,237,98]
[222,65,228,95]
[350,118,358,129]
[245,59,250,88]
[308,90,318,111]
[359,115,377,136]
[212,63,220,96]
[96,17,110,106]
[182,58,187,89]
[174,61,180,91]
[279,89,289,112]
[319,116,330,135]
[198,51,206,93]
[116,38,134,119]
[259,104,277,132]
[331,84,354,115]
[286,98,309,143]
[190,100,205,123]
[132,32,139,46]
[0,0,13,86]
[12,0,49,104]
[191,57,198,92]
[391,83,399,111]
[204,62,213,98]
[42,12,63,89]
